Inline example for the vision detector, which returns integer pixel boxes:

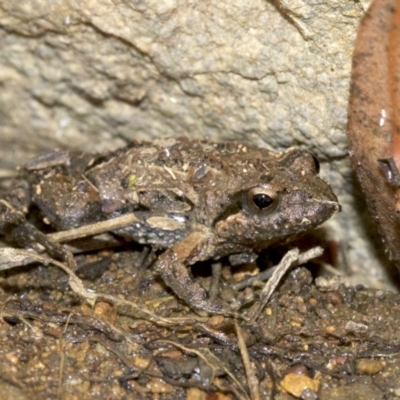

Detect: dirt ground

[0,240,399,400]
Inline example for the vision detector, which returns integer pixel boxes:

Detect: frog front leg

[153,231,235,316]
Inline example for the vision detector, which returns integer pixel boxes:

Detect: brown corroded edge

[347,0,400,261]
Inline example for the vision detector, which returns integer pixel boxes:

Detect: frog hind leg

[0,200,73,265]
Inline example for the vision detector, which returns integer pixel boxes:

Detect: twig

[209,262,222,300]
[0,169,16,179]
[47,213,139,242]
[158,340,251,400]
[0,248,202,327]
[247,247,323,321]
[235,322,260,400]
[232,246,324,291]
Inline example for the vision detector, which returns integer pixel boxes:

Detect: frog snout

[321,199,341,212]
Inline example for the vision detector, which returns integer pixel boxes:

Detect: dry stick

[233,246,324,291]
[247,247,323,321]
[47,213,139,243]
[159,340,250,400]
[209,262,222,300]
[0,169,16,179]
[0,248,203,326]
[235,321,260,400]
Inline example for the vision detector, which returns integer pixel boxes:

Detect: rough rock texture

[0,1,389,287]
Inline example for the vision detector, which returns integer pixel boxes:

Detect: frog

[0,137,339,315]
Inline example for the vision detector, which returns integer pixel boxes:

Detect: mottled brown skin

[0,138,339,314]
[348,0,400,262]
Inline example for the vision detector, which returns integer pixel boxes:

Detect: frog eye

[244,187,279,214]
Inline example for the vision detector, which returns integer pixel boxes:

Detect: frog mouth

[318,199,341,213]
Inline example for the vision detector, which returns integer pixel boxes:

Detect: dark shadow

[347,171,400,288]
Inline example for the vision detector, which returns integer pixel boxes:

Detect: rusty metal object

[348,0,400,261]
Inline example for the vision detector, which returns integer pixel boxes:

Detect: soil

[0,241,399,400]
